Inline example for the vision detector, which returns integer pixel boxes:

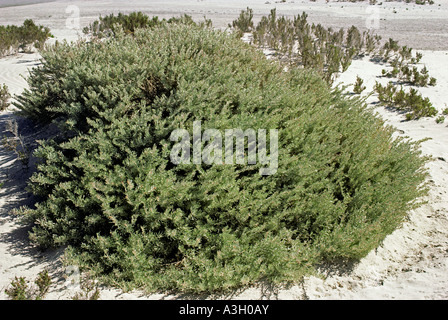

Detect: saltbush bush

[15,23,429,293]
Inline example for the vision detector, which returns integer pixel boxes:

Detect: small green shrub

[429,77,437,86]
[16,23,429,294]
[71,274,100,300]
[0,83,10,111]
[230,7,254,36]
[375,82,437,120]
[83,12,211,38]
[435,116,445,124]
[86,11,157,36]
[4,270,51,300]
[375,43,437,120]
[381,38,400,61]
[353,76,366,94]
[381,64,436,87]
[376,41,437,93]
[415,52,423,63]
[34,270,52,299]
[4,277,29,300]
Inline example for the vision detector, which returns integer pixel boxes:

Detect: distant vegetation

[14,16,429,293]
[233,8,381,85]
[4,270,51,300]
[4,270,100,300]
[230,7,439,120]
[83,11,212,38]
[353,76,366,94]
[0,19,52,57]
[372,38,438,119]
[374,82,437,120]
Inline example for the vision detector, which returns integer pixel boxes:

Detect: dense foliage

[0,19,52,57]
[15,23,429,293]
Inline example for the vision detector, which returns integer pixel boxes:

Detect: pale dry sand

[1,0,448,300]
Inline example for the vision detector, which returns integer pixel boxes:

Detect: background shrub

[229,7,254,36]
[230,9,437,117]
[374,81,437,120]
[234,9,382,85]
[83,11,211,38]
[15,23,429,293]
[0,19,52,57]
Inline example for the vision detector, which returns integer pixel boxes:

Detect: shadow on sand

[0,110,65,285]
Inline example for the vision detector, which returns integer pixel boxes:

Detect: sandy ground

[1,0,448,300]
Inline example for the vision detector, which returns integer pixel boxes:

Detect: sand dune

[0,53,40,96]
[1,0,447,300]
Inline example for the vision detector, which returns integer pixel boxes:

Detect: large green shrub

[15,24,429,293]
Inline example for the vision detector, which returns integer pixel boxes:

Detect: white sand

[1,0,448,300]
